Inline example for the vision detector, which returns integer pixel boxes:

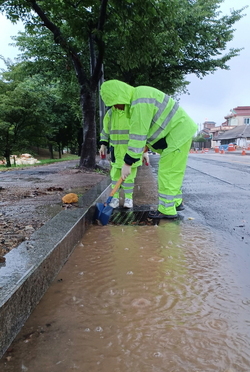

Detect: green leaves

[0,0,245,92]
[0,0,246,167]
[0,63,81,160]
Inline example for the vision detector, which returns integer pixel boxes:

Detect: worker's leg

[110,166,121,199]
[121,167,137,200]
[122,167,137,208]
[157,139,192,216]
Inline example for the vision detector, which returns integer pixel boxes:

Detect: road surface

[150,151,250,285]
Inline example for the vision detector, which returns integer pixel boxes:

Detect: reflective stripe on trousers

[110,167,138,199]
[157,139,192,215]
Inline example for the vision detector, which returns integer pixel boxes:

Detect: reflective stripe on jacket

[100,107,142,168]
[100,80,197,163]
[128,85,197,160]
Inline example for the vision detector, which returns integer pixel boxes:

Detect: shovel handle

[110,177,123,197]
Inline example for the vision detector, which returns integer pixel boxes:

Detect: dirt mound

[0,160,107,257]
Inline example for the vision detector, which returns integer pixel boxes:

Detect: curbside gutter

[0,176,111,358]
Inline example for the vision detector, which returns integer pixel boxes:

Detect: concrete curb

[0,176,111,358]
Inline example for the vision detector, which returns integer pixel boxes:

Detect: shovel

[95,177,123,225]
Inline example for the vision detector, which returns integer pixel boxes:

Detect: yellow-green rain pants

[110,166,138,200]
[157,138,192,216]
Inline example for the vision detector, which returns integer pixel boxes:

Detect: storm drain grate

[109,209,159,226]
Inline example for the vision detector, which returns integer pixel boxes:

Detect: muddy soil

[0,160,108,258]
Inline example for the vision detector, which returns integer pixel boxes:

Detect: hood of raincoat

[100,80,135,106]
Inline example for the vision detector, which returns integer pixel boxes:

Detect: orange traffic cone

[242,148,246,156]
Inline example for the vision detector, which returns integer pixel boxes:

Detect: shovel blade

[99,205,114,225]
[94,202,105,220]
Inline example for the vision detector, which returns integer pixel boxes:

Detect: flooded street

[1,152,250,371]
[1,219,250,371]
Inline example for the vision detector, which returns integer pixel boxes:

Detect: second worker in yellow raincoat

[99,105,148,208]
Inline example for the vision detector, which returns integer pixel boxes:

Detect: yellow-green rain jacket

[100,107,142,168]
[100,80,197,165]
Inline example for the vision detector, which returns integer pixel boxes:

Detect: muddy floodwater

[1,220,250,372]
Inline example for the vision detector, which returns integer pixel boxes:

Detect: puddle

[1,221,250,371]
[70,187,89,195]
[36,203,62,218]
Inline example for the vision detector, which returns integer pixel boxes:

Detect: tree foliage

[0,0,246,167]
[101,0,246,94]
[1,0,109,168]
[0,72,47,165]
[0,64,81,165]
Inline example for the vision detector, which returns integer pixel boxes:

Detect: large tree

[1,0,108,169]
[0,73,48,165]
[0,0,245,168]
[0,63,82,164]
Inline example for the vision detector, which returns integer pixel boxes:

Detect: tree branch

[91,0,108,87]
[28,0,88,86]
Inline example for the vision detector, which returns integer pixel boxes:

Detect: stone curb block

[0,176,111,358]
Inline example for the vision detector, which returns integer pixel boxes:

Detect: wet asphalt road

[185,153,250,238]
[149,151,250,280]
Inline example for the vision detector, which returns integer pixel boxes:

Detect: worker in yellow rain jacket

[99,106,148,209]
[100,80,197,219]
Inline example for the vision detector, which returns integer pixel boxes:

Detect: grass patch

[37,154,80,165]
[0,154,80,171]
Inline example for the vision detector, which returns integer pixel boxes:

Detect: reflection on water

[1,221,250,372]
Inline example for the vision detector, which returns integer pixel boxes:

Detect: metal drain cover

[94,205,182,226]
[109,207,159,226]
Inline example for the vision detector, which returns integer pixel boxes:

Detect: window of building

[244,118,250,124]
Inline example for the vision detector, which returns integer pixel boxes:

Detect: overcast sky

[178,0,250,127]
[0,14,24,70]
[0,0,249,128]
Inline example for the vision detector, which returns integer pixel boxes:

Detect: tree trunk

[26,0,107,169]
[4,150,11,167]
[48,143,54,159]
[79,86,97,169]
[58,143,61,159]
[4,133,11,167]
